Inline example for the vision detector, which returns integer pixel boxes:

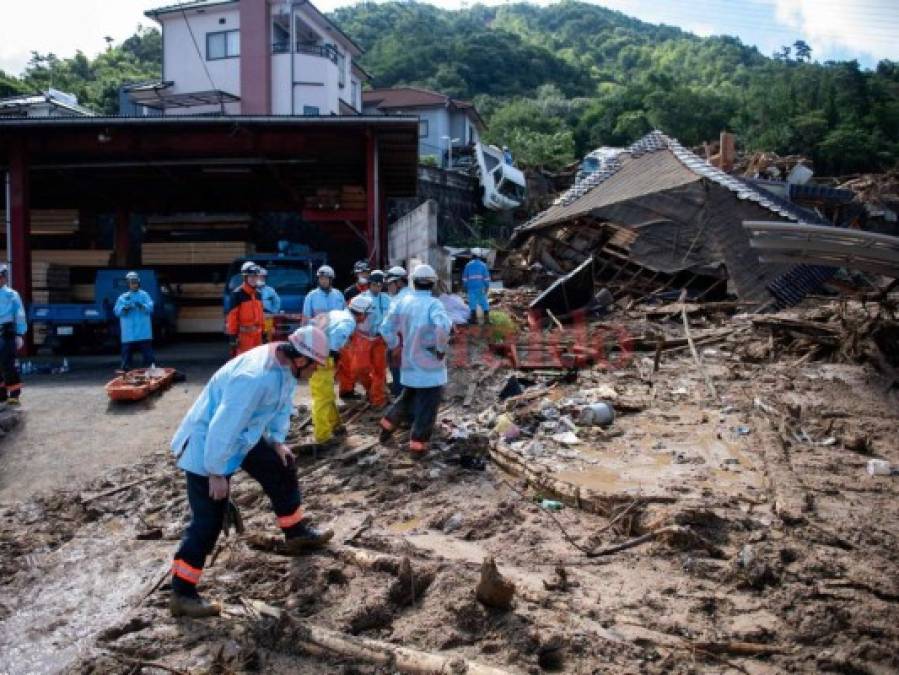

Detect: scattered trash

[866,459,893,476]
[578,402,615,427]
[551,431,581,445]
[735,426,751,436]
[539,499,564,511]
[442,513,464,534]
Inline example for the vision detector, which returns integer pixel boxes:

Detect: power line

[178,1,224,113]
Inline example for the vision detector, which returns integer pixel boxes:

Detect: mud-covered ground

[0,302,897,674]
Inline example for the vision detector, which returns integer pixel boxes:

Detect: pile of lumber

[340,185,366,210]
[0,210,79,235]
[173,282,225,301]
[142,242,252,265]
[0,250,112,267]
[32,262,71,303]
[145,214,251,235]
[177,305,225,334]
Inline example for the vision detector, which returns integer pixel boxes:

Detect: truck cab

[223,250,327,315]
[30,269,178,354]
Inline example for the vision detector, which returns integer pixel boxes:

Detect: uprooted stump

[388,556,435,607]
[476,557,516,610]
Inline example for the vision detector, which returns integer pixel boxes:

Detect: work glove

[14,336,23,351]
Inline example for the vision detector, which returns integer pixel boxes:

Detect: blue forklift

[30,269,178,354]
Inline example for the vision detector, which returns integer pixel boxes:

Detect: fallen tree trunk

[263,607,511,674]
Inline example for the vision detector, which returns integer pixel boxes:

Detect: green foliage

[5,26,161,114]
[335,1,897,174]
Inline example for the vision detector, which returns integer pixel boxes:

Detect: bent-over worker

[113,271,155,371]
[169,327,334,618]
[308,307,356,446]
[379,264,452,455]
[0,264,26,405]
[226,262,264,356]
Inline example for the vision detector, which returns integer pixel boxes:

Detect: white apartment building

[130,0,367,116]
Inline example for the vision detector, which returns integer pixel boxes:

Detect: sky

[1,0,897,77]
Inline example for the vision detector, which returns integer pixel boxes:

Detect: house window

[303,106,320,116]
[207,30,240,60]
[419,120,429,138]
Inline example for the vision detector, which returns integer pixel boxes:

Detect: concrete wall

[387,199,450,285]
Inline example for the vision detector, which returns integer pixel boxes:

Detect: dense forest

[2,1,897,174]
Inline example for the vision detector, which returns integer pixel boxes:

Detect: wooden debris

[476,556,516,609]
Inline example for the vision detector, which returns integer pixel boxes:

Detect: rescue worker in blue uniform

[0,264,27,405]
[384,266,410,397]
[461,252,491,325]
[256,267,280,342]
[302,265,344,322]
[169,326,334,618]
[379,264,453,455]
[113,271,156,371]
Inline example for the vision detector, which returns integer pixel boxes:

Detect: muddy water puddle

[0,529,167,675]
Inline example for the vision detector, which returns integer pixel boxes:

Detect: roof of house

[145,0,364,56]
[0,89,95,117]
[518,131,825,235]
[362,87,485,128]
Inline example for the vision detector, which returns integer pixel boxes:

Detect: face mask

[256,279,266,287]
[358,277,369,285]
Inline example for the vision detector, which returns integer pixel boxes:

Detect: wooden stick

[112,655,189,675]
[679,290,718,402]
[81,476,154,503]
[585,526,682,558]
[283,615,511,675]
[546,308,565,332]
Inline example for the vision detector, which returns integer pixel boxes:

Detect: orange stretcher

[106,367,176,402]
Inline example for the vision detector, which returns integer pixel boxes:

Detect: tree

[793,40,812,63]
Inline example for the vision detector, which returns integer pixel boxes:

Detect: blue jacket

[462,259,490,293]
[171,345,295,477]
[260,285,281,314]
[381,289,452,388]
[303,287,345,320]
[114,289,154,343]
[360,289,391,337]
[0,286,27,335]
[312,308,356,352]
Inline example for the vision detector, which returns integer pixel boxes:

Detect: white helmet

[411,263,437,282]
[0,264,9,276]
[241,261,261,275]
[348,294,373,314]
[317,265,335,278]
[287,326,328,365]
[125,271,140,282]
[386,265,407,282]
[257,266,268,277]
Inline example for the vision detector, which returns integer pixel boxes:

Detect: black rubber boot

[283,521,335,553]
[169,592,221,618]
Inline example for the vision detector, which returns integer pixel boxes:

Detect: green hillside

[3,1,897,174]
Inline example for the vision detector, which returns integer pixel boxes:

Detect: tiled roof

[362,87,482,126]
[145,0,235,17]
[518,131,824,235]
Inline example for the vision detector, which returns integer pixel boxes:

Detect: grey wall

[387,199,450,285]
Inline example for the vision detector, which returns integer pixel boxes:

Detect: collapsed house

[505,131,837,314]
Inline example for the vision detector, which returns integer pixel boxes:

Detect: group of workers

[167,258,458,617]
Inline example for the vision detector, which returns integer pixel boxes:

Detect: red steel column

[9,141,31,306]
[239,0,272,114]
[365,131,376,261]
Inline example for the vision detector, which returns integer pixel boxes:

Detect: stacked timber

[0,210,79,235]
[174,282,226,301]
[142,242,252,265]
[340,185,366,210]
[0,250,113,266]
[177,305,225,334]
[144,214,251,239]
[31,262,71,303]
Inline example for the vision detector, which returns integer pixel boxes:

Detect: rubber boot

[282,521,335,553]
[339,390,362,401]
[170,593,222,618]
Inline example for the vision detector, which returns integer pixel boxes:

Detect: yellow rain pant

[310,357,341,443]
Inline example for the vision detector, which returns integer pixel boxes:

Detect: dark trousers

[0,325,21,401]
[172,439,303,595]
[388,352,403,397]
[121,340,155,371]
[383,385,443,446]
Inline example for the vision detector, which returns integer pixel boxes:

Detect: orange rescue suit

[226,282,264,355]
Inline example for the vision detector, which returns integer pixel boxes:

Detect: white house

[362,87,485,167]
[131,0,367,116]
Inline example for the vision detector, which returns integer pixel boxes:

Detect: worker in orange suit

[226,262,265,356]
[351,270,390,408]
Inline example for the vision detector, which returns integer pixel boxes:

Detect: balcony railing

[271,42,339,64]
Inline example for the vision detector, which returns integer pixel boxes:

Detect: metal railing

[271,42,338,64]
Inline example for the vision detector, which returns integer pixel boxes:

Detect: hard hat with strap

[125,271,140,282]
[411,263,437,282]
[353,260,370,274]
[369,269,385,284]
[317,265,335,278]
[241,261,261,275]
[287,326,328,364]
[349,294,373,314]
[386,265,407,283]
